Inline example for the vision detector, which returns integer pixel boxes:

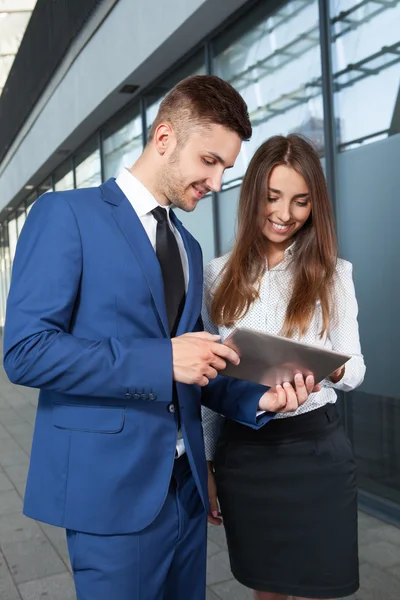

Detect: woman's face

[262,164,312,247]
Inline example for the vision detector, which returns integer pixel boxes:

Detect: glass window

[37,179,53,197]
[8,215,18,263]
[174,194,216,265]
[26,190,39,215]
[75,137,102,188]
[54,160,74,191]
[335,132,400,506]
[145,51,206,139]
[2,224,11,297]
[16,204,26,236]
[103,103,143,179]
[331,0,400,151]
[217,183,241,255]
[213,0,324,186]
[0,227,6,327]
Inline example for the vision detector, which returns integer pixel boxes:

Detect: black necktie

[151,206,185,337]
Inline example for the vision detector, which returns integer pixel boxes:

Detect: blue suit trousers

[66,456,207,600]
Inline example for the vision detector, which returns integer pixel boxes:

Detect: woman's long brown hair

[210,134,338,338]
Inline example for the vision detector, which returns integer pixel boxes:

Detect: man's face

[158,124,242,212]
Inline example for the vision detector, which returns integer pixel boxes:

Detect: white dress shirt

[115,168,188,456]
[201,245,366,460]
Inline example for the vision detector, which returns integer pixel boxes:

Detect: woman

[202,134,365,600]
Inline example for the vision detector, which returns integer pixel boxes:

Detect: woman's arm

[325,260,366,391]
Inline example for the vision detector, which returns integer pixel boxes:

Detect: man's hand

[171,332,240,387]
[207,462,222,526]
[258,373,321,413]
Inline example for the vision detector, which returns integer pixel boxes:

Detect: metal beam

[332,0,399,41]
[319,0,338,215]
[389,83,400,135]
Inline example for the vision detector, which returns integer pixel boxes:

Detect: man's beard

[157,158,193,212]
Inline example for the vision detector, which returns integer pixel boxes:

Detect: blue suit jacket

[3,179,272,534]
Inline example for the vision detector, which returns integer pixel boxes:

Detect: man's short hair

[148,75,252,144]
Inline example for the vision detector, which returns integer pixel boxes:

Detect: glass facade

[335,134,400,510]
[103,103,143,180]
[214,0,324,186]
[330,0,400,151]
[175,194,216,265]
[54,159,74,191]
[26,190,38,215]
[37,178,53,197]
[0,225,8,328]
[0,0,399,519]
[144,51,206,139]
[328,0,400,513]
[75,137,102,189]
[7,215,18,263]
[16,205,26,236]
[217,183,241,255]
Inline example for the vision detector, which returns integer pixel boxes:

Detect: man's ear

[154,122,175,155]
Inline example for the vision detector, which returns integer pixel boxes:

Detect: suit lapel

[100,179,169,337]
[171,213,202,335]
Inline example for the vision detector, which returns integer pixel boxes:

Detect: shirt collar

[268,240,296,271]
[115,168,172,219]
[285,240,296,257]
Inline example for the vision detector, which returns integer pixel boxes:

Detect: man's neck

[129,154,170,207]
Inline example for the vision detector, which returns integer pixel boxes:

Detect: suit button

[125,393,133,399]
[141,394,148,401]
[167,403,176,414]
[148,393,157,401]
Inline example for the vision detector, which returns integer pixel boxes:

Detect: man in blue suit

[3,76,315,599]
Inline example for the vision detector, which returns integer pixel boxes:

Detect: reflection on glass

[37,179,52,197]
[103,103,143,179]
[2,225,11,297]
[75,137,102,188]
[8,216,18,263]
[331,0,400,151]
[213,0,324,184]
[26,191,38,215]
[174,195,216,264]
[335,135,400,508]
[54,160,74,191]
[145,52,206,138]
[16,206,26,236]
[342,391,400,507]
[0,227,6,327]
[217,184,240,255]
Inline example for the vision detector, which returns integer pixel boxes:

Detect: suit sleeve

[3,193,173,401]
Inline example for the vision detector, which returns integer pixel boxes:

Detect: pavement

[0,363,399,599]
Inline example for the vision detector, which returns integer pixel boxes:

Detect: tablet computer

[220,327,350,388]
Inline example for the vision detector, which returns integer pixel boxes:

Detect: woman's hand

[329,365,345,383]
[258,373,321,413]
[207,461,222,526]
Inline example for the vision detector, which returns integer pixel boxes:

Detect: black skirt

[214,404,359,599]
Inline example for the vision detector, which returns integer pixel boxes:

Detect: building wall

[335,134,400,508]
[336,133,400,399]
[0,0,248,212]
